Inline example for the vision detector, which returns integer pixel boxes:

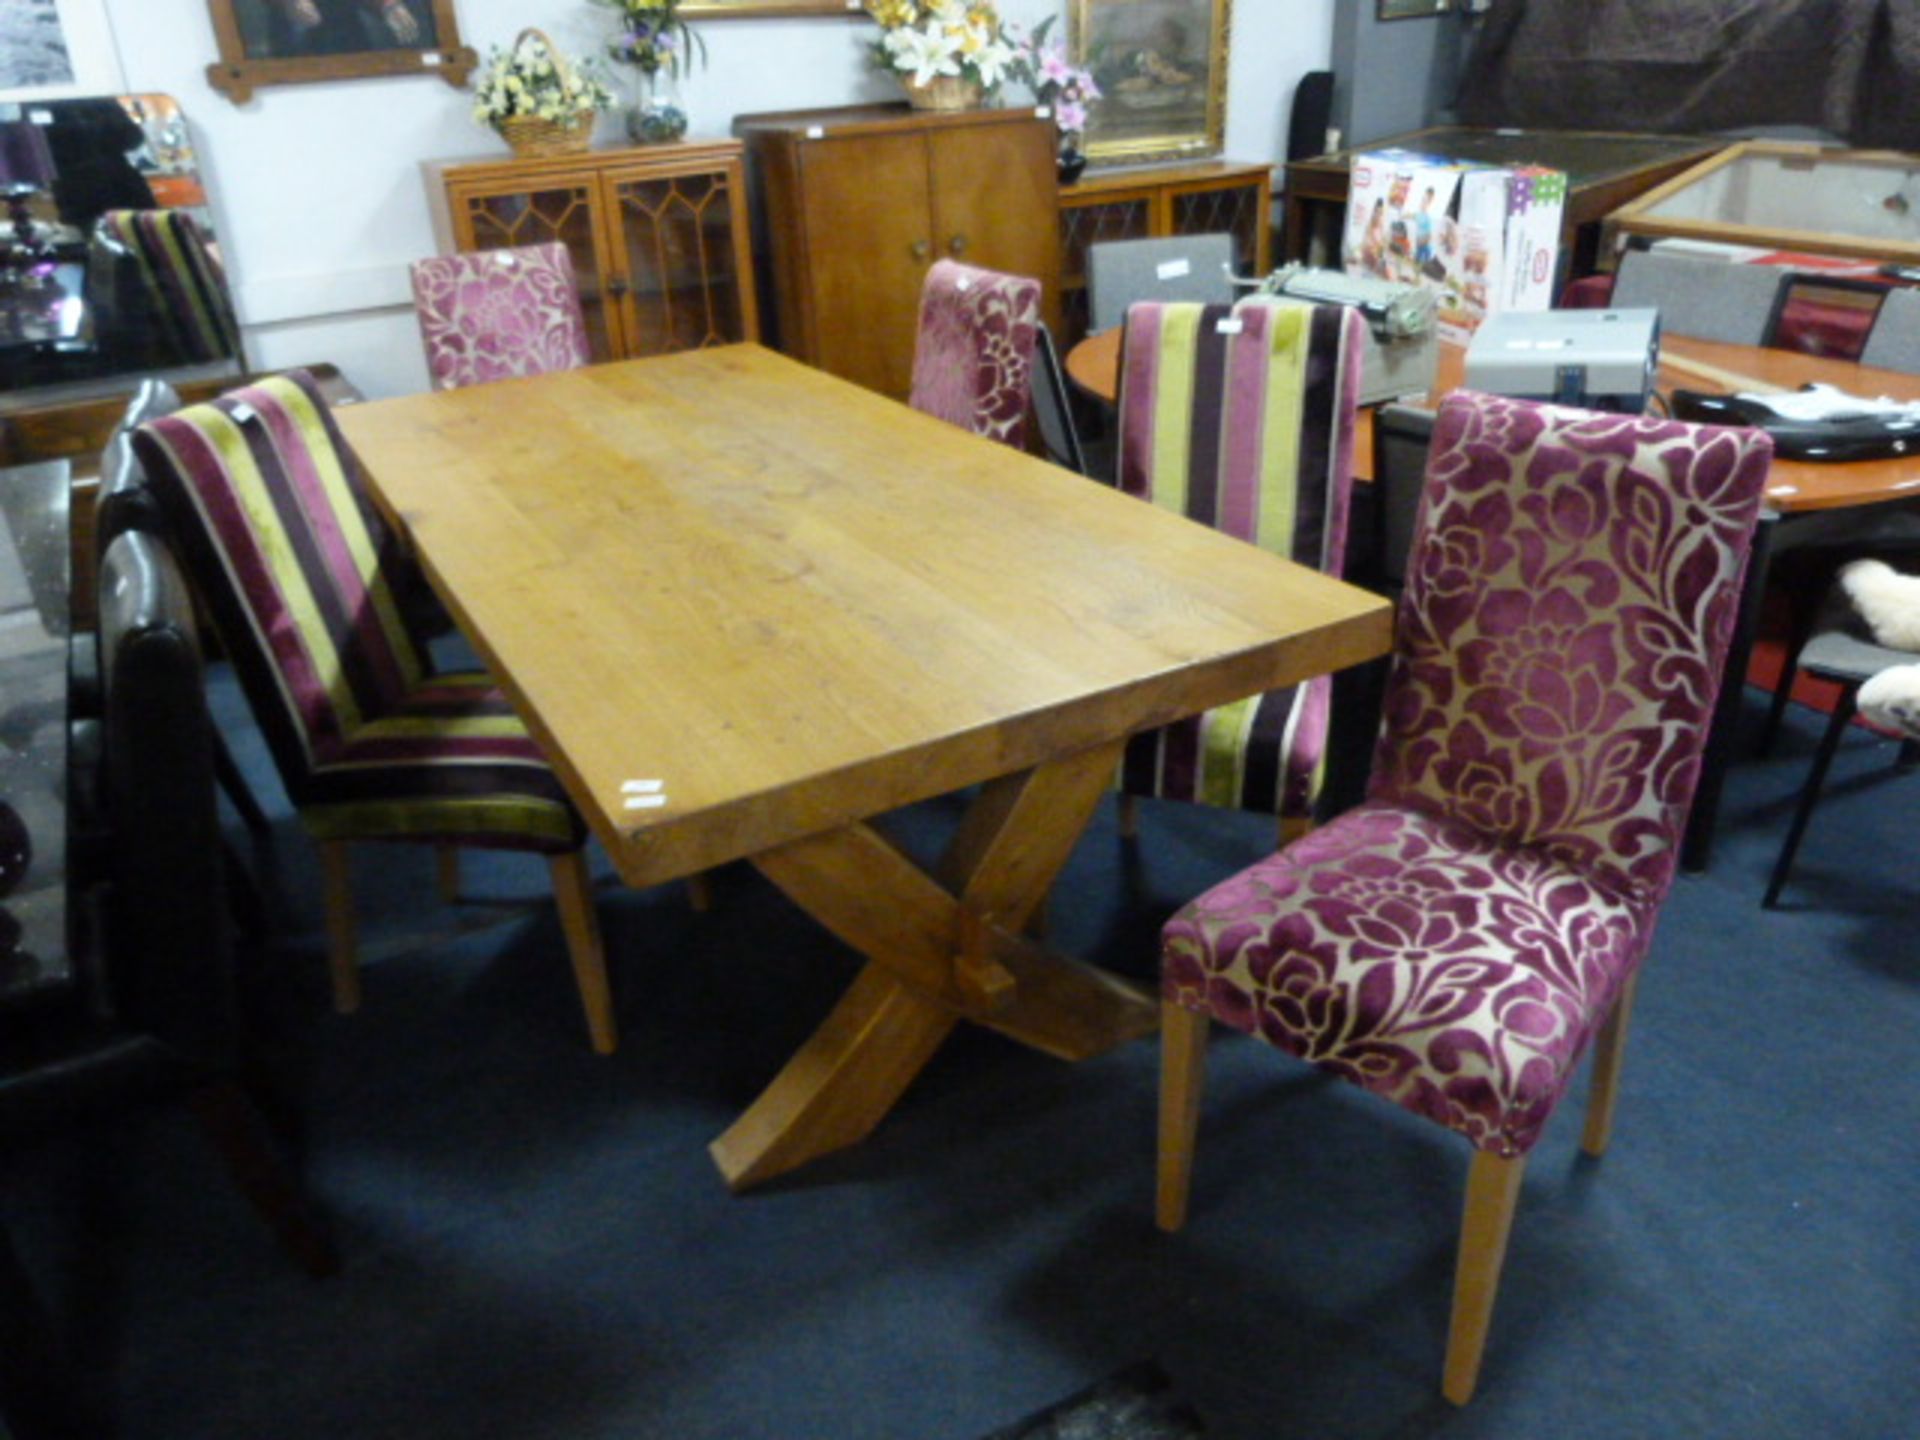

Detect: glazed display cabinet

[423,140,758,364]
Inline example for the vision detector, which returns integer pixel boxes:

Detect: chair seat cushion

[1161,801,1654,1156]
[301,671,583,852]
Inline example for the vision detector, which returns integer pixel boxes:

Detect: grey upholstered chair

[1610,248,1788,346]
[1860,285,1920,373]
[1087,234,1235,334]
[1762,581,1920,908]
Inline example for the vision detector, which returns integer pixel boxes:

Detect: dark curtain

[1455,0,1920,148]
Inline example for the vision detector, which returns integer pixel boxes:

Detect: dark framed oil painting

[205,0,476,103]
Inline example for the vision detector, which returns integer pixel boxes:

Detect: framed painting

[0,0,126,103]
[681,0,861,13]
[1071,0,1231,166]
[204,0,476,104]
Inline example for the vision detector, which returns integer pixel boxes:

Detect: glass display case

[1608,140,1920,265]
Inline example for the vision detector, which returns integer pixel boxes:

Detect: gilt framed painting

[1070,0,1231,166]
[204,0,476,104]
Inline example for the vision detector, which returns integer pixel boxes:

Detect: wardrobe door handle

[911,239,931,260]
[949,234,969,256]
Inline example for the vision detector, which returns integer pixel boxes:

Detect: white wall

[98,0,1332,399]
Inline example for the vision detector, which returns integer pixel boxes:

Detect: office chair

[1087,234,1236,334]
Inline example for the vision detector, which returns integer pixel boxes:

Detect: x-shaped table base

[709,738,1158,1191]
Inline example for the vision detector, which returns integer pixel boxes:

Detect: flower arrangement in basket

[862,0,1020,111]
[472,29,616,159]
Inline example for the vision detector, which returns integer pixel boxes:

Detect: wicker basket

[903,74,984,112]
[496,113,592,159]
[491,29,594,159]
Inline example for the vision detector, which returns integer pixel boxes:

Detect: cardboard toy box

[1342,149,1568,344]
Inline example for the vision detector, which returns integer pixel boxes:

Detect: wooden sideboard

[423,141,759,364]
[1057,159,1273,344]
[735,104,1061,401]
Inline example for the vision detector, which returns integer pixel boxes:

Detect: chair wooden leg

[188,1082,339,1279]
[1582,973,1640,1158]
[1443,1149,1527,1406]
[685,871,713,913]
[1156,1001,1210,1233]
[1117,792,1139,839]
[549,850,617,1056]
[318,840,361,1014]
[436,846,460,905]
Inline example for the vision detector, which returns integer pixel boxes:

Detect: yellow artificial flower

[866,0,917,27]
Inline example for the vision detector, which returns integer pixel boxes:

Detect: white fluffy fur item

[1839,559,1920,739]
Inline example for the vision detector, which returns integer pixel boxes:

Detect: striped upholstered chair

[96,209,241,365]
[1156,394,1774,1402]
[132,370,618,1054]
[409,243,591,391]
[1113,299,1365,841]
[908,259,1042,449]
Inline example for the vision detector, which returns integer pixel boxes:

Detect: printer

[1464,308,1662,413]
[1235,264,1440,406]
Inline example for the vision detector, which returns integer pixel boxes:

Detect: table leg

[710,740,1155,1191]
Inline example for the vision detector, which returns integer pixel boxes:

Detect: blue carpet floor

[5,674,1918,1440]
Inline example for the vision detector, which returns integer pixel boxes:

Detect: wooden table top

[337,345,1392,889]
[1065,326,1920,514]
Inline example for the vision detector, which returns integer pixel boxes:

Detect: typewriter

[1234,264,1440,406]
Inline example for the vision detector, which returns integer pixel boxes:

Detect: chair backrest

[131,370,430,807]
[95,209,240,364]
[1029,321,1089,476]
[1860,285,1920,373]
[409,242,591,391]
[1088,235,1236,335]
[1371,392,1774,906]
[93,528,235,1065]
[95,378,183,564]
[907,259,1042,448]
[1115,299,1364,575]
[1609,248,1787,346]
[1367,402,1436,594]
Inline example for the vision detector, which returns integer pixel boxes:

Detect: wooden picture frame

[681,0,862,13]
[1070,0,1231,167]
[204,0,476,104]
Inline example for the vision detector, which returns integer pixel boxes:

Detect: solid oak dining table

[336,344,1393,1191]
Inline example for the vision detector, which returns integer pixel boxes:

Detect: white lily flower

[888,25,960,84]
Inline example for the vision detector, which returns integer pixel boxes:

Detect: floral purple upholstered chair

[1155,392,1774,1404]
[1114,299,1365,842]
[409,242,591,391]
[908,259,1042,448]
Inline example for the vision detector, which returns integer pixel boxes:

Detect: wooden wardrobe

[735,104,1062,400]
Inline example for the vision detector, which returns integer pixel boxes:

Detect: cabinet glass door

[1171,183,1266,279]
[459,182,618,361]
[608,171,749,355]
[1060,196,1151,343]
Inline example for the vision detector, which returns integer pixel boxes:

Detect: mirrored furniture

[0,94,241,399]
[0,462,70,1010]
